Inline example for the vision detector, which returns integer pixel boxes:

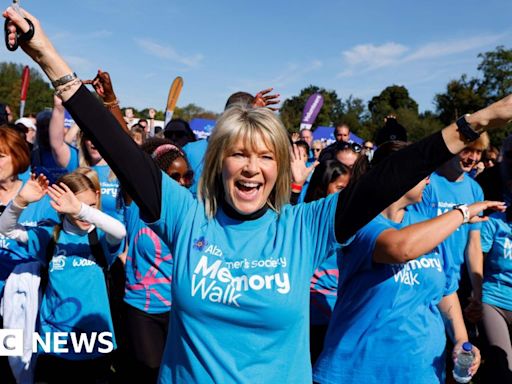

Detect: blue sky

[1,0,511,115]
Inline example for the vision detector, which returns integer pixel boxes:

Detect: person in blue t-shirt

[301,159,350,364]
[48,94,124,222]
[9,9,512,383]
[314,141,501,384]
[122,137,192,383]
[409,134,489,287]
[466,208,512,381]
[0,171,125,382]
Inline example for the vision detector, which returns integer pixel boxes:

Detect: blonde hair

[468,131,490,151]
[198,105,291,218]
[52,169,100,241]
[56,169,101,210]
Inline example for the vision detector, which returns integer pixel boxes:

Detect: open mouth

[235,180,262,200]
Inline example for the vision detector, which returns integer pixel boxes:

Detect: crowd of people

[0,5,511,384]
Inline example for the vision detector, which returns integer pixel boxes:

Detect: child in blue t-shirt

[0,172,126,382]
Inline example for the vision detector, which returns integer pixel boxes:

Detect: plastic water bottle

[453,342,474,383]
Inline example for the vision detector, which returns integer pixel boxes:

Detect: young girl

[0,171,126,383]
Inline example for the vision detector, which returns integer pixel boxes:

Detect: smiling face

[454,146,483,173]
[222,136,278,215]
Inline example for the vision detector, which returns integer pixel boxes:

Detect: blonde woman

[5,7,512,383]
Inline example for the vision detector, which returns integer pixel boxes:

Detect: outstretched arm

[373,201,504,264]
[335,97,512,243]
[4,7,162,222]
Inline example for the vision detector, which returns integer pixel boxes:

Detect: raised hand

[468,201,506,223]
[83,69,117,103]
[47,183,82,216]
[290,143,318,186]
[15,173,48,207]
[253,88,280,111]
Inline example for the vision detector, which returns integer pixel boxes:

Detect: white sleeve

[76,203,126,245]
[0,201,29,243]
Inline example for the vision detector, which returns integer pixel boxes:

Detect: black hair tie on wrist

[4,17,34,51]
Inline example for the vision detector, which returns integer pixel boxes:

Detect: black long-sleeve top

[64,85,453,244]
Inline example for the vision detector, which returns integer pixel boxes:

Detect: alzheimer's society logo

[0,329,23,356]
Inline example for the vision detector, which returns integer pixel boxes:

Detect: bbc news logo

[0,329,113,356]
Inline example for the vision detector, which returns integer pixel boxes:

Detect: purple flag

[300,93,324,130]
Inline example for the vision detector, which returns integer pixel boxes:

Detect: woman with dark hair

[123,137,192,382]
[313,141,502,383]
[304,160,350,203]
[6,7,512,383]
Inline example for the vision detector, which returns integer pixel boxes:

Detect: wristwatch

[456,114,481,143]
[453,204,470,223]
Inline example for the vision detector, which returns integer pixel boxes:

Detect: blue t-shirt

[410,171,483,281]
[310,248,340,325]
[0,196,58,296]
[124,203,173,314]
[92,165,123,223]
[26,226,123,360]
[32,145,79,184]
[150,174,339,384]
[480,213,512,311]
[314,210,457,384]
[183,139,208,198]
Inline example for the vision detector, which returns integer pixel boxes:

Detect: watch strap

[453,204,470,224]
[456,114,480,143]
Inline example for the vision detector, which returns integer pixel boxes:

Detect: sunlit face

[84,139,103,164]
[68,189,100,230]
[312,145,323,159]
[456,147,483,173]
[335,125,350,142]
[0,151,14,181]
[222,137,278,215]
[300,130,313,146]
[404,176,430,203]
[326,173,350,195]
[167,157,193,188]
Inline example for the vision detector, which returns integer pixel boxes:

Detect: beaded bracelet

[54,78,82,98]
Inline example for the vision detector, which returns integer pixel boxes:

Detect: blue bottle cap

[462,342,472,352]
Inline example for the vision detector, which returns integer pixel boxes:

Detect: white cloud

[64,55,94,74]
[342,42,408,68]
[338,33,507,77]
[404,34,504,62]
[134,38,203,68]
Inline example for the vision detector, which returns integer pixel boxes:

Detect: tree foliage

[368,85,419,124]
[434,74,487,126]
[279,85,343,132]
[0,62,54,119]
[478,45,512,102]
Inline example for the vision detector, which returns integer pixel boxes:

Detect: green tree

[478,45,512,102]
[279,85,343,132]
[174,103,218,121]
[368,85,419,124]
[434,74,487,126]
[0,62,53,119]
